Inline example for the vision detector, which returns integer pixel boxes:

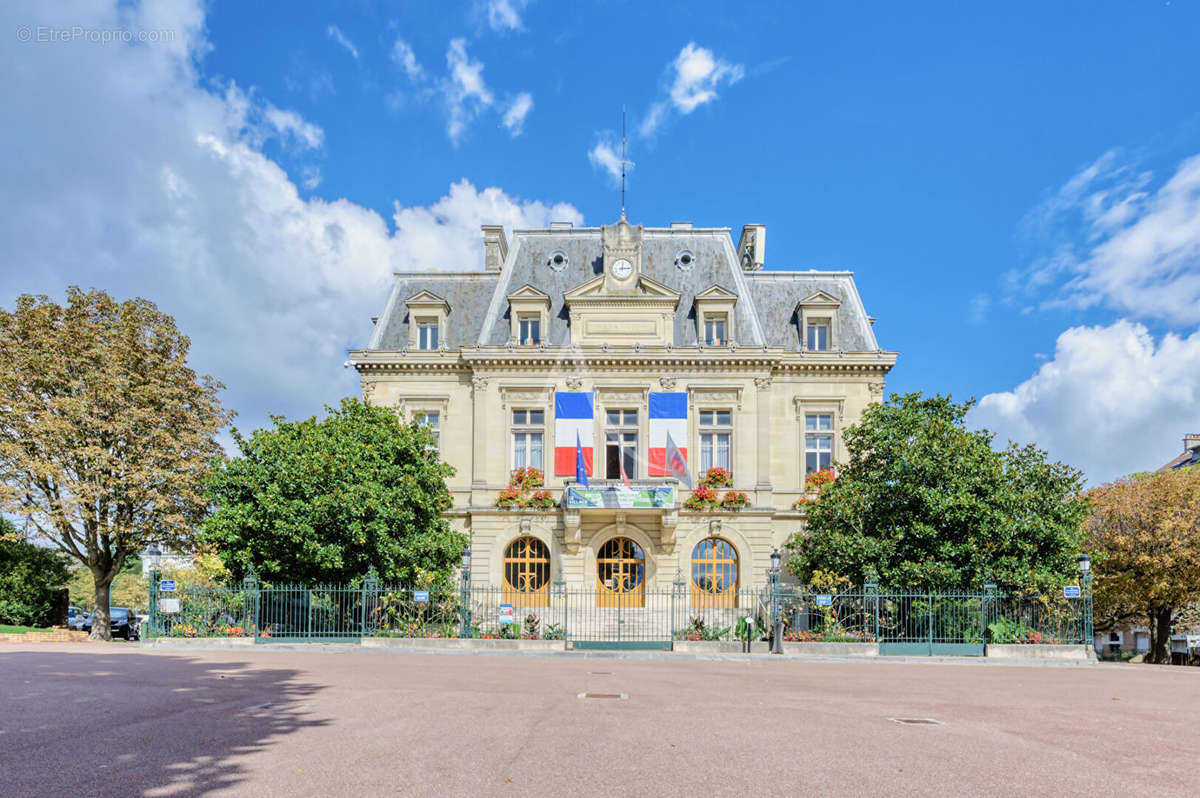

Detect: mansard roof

[365,223,883,353]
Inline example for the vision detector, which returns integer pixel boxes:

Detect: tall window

[806,320,830,351]
[804,413,833,476]
[417,321,439,350]
[605,409,638,480]
[511,409,544,471]
[691,537,739,608]
[414,411,440,449]
[704,316,727,346]
[518,317,541,345]
[699,409,732,474]
[502,536,550,607]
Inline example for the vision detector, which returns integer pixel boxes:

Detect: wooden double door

[596,537,645,608]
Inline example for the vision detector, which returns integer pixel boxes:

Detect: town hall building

[350,215,896,609]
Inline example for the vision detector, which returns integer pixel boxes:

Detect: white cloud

[971,320,1200,485]
[502,92,533,136]
[0,0,578,438]
[1014,149,1200,326]
[263,104,324,150]
[669,42,744,113]
[967,293,990,324]
[438,38,533,144]
[637,43,744,138]
[392,180,582,272]
[481,0,530,32]
[588,139,631,185]
[326,24,359,61]
[391,37,424,82]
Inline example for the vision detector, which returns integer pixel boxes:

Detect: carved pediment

[695,283,738,301]
[796,290,842,309]
[405,290,449,311]
[507,283,551,304]
[563,274,680,306]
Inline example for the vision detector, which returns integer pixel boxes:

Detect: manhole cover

[888,717,945,726]
[587,671,613,676]
[578,692,628,700]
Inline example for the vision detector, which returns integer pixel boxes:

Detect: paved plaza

[2,643,1198,797]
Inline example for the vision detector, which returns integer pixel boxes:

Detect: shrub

[0,532,70,627]
[719,491,750,511]
[496,468,558,509]
[700,467,733,488]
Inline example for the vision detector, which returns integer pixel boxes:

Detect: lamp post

[146,545,162,639]
[460,545,472,639]
[1078,553,1093,647]
[769,548,784,655]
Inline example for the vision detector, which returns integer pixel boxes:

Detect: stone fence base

[985,644,1092,660]
[0,629,90,644]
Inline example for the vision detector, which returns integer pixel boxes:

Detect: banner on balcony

[648,392,687,476]
[565,485,676,509]
[554,392,594,476]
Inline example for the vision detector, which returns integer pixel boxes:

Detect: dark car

[110,607,140,640]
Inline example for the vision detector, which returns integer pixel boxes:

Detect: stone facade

[350,217,896,595]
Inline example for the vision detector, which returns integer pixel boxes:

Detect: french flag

[555,392,594,477]
[648,392,687,476]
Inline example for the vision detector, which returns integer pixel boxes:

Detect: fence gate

[877,590,989,656]
[566,587,675,650]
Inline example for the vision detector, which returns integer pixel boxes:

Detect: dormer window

[806,321,830,351]
[507,283,551,347]
[417,320,439,350]
[704,316,727,346]
[693,284,738,348]
[405,290,450,352]
[796,291,842,352]
[519,316,541,345]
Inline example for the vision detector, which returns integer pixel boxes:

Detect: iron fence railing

[146,572,1093,650]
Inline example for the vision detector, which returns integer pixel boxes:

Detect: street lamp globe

[770,548,781,574]
[146,544,162,570]
[1077,553,1091,574]
[461,545,472,572]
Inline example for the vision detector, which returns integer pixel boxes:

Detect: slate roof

[366,224,883,352]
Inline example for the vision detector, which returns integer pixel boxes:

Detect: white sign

[498,604,515,624]
[1187,635,1200,650]
[158,598,180,613]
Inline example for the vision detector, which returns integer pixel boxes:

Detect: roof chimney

[550,221,574,230]
[737,224,766,270]
[481,225,508,272]
[1186,433,1200,452]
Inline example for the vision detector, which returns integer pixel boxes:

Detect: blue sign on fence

[498,604,515,624]
[159,580,176,592]
[1063,585,1081,598]
[413,590,429,603]
[815,594,833,606]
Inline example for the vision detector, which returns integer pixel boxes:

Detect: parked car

[67,606,86,631]
[109,607,140,640]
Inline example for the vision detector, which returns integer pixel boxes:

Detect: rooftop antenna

[620,106,628,221]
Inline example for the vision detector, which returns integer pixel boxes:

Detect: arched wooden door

[690,537,739,608]
[596,537,645,608]
[502,536,551,607]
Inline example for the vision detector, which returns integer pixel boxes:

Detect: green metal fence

[147,572,1092,654]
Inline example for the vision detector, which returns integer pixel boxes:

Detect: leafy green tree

[0,288,230,640]
[1085,466,1200,664]
[786,393,1089,590]
[203,398,466,585]
[0,520,71,627]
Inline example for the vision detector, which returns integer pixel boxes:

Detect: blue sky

[2,0,1199,484]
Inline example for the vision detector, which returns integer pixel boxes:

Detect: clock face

[611,258,633,279]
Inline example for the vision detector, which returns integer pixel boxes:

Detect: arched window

[691,537,739,608]
[503,536,551,607]
[596,537,645,607]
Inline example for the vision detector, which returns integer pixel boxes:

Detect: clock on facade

[611,258,633,279]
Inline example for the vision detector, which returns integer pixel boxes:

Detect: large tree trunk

[89,572,113,642]
[1147,605,1173,664]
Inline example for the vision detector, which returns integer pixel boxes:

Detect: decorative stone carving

[754,377,772,391]
[659,376,677,391]
[564,509,581,553]
[362,380,378,404]
[471,376,489,394]
[661,508,678,554]
[614,512,626,536]
[565,375,584,391]
[709,518,722,535]
[869,382,886,401]
[519,518,532,534]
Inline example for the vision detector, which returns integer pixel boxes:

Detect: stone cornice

[349,347,896,375]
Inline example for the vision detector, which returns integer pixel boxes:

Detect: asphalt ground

[1,643,1197,797]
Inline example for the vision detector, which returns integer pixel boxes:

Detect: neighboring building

[350,216,896,603]
[1158,433,1200,472]
[139,548,195,577]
